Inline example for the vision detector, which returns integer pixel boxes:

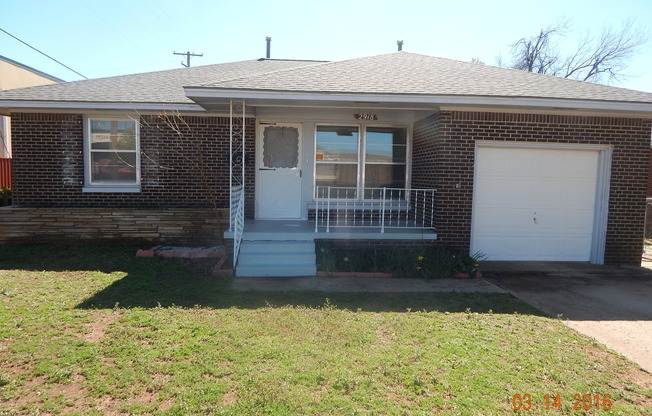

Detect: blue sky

[1,0,651,92]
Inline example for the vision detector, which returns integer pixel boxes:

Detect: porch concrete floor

[224,220,437,241]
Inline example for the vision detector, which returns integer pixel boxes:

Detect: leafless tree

[507,20,648,84]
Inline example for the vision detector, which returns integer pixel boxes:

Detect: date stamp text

[511,394,612,411]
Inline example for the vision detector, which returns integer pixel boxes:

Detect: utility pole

[173,51,203,67]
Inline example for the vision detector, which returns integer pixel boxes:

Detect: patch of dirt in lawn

[73,388,167,415]
[159,397,175,411]
[222,389,237,405]
[92,395,128,415]
[577,342,652,407]
[131,388,159,406]
[375,326,395,344]
[80,311,121,343]
[11,374,49,408]
[7,372,95,413]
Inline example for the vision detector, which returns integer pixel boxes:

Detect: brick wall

[10,113,256,216]
[413,111,652,265]
[0,207,228,245]
[7,110,652,265]
[648,148,652,197]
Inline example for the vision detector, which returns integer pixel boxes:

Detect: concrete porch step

[236,240,316,277]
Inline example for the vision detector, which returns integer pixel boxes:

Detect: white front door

[471,144,604,262]
[256,123,303,219]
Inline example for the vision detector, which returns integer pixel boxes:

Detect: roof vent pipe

[266,37,272,59]
[397,40,403,51]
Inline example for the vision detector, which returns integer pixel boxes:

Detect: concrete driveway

[484,262,652,373]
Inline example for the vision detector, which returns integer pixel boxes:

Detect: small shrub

[0,187,11,206]
[316,245,338,273]
[315,243,484,278]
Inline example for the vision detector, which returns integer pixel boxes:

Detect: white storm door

[471,145,602,261]
[256,123,303,219]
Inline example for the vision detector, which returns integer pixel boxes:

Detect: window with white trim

[84,117,140,191]
[315,125,408,198]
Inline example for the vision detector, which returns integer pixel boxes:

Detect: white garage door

[471,145,601,261]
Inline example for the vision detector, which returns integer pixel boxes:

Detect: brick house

[0,52,651,274]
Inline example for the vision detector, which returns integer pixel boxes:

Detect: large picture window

[85,117,140,190]
[315,125,408,199]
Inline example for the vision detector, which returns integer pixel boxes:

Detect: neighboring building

[0,55,62,188]
[0,52,650,273]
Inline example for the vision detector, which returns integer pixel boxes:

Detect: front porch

[224,101,438,276]
[224,220,438,242]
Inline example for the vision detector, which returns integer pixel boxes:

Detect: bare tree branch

[506,19,648,84]
[509,20,569,75]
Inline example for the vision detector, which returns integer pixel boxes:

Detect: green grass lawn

[0,245,650,415]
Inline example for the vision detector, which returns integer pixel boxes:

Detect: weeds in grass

[0,245,650,415]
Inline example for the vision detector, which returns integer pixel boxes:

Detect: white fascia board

[185,88,652,114]
[0,100,206,112]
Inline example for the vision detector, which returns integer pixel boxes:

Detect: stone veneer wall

[412,111,652,265]
[0,207,228,245]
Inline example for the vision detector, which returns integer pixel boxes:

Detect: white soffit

[184,88,652,115]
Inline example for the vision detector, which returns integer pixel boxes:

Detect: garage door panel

[568,151,600,177]
[533,236,591,261]
[565,180,598,206]
[507,151,535,176]
[476,149,507,174]
[474,207,533,235]
[474,235,533,260]
[507,179,536,205]
[534,208,566,235]
[472,145,600,262]
[534,208,594,231]
[535,180,567,206]
[473,178,513,205]
[534,237,564,259]
[562,237,593,260]
[536,151,567,177]
[564,209,596,230]
[476,179,534,207]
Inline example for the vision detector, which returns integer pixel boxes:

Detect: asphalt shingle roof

[198,52,652,103]
[1,52,651,108]
[0,59,322,105]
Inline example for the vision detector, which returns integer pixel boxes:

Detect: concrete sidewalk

[484,262,652,373]
[230,275,507,293]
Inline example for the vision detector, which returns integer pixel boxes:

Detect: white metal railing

[314,186,436,233]
[230,185,245,267]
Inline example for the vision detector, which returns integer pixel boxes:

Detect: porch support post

[381,187,386,233]
[229,99,245,232]
[326,187,331,233]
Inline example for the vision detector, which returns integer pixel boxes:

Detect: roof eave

[0,100,206,112]
[185,87,652,115]
[0,55,66,83]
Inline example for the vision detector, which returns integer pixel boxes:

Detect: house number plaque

[354,113,378,120]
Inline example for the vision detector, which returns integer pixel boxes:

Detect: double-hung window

[315,125,408,199]
[84,117,140,192]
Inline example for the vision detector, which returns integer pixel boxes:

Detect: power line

[80,0,151,58]
[0,26,87,79]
